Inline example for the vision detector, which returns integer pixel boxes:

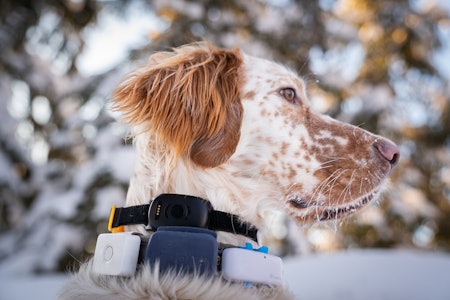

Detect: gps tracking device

[221,247,284,286]
[148,194,211,229]
[145,226,218,276]
[94,194,285,285]
[108,194,259,241]
[92,232,141,276]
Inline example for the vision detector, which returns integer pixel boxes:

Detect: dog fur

[58,42,399,299]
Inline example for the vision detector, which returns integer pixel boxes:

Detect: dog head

[236,54,399,224]
[114,43,399,228]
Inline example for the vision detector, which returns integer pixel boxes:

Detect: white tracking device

[92,232,141,276]
[221,247,284,286]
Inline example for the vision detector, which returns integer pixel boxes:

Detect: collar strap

[108,194,259,242]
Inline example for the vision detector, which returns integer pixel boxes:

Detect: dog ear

[113,43,243,168]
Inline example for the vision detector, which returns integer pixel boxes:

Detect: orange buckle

[108,205,125,233]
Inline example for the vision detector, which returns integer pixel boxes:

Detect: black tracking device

[148,194,212,230]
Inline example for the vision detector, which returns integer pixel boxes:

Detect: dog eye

[279,88,297,103]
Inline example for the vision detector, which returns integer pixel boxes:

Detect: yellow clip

[108,205,125,233]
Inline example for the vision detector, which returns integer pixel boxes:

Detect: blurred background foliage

[0,0,449,273]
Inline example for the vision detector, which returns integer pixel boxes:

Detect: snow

[309,42,365,88]
[0,274,70,300]
[1,249,449,299]
[76,2,166,76]
[0,221,85,275]
[432,19,450,81]
[284,249,450,300]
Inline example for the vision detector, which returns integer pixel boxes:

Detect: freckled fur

[117,41,397,232]
[60,42,398,299]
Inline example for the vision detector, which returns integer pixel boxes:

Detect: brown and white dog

[59,43,399,299]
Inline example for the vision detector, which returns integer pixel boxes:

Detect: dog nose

[374,139,400,168]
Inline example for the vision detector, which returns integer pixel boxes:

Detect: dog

[58,42,399,299]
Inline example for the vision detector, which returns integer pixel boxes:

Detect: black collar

[108,194,259,242]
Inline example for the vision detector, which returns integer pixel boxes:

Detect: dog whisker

[62,41,401,299]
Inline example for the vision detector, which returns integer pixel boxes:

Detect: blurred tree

[0,0,131,272]
[0,0,449,273]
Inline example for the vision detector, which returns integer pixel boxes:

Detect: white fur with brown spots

[119,43,399,235]
[58,42,399,300]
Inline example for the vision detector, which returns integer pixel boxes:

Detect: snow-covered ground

[284,249,450,300]
[1,249,449,299]
[0,274,69,300]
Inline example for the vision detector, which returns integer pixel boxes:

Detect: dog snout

[373,138,400,169]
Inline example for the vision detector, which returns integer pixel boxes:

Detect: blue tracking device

[145,226,218,276]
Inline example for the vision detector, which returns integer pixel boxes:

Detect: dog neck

[125,133,282,239]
